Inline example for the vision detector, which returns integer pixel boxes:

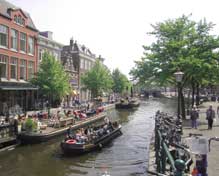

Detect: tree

[81,60,113,98]
[112,68,130,94]
[32,52,71,106]
[130,15,219,118]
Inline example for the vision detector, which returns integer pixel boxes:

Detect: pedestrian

[66,125,74,139]
[190,106,199,129]
[217,105,219,118]
[206,105,215,130]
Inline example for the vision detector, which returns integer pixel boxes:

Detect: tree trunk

[186,89,191,115]
[191,79,195,108]
[196,83,200,106]
[181,89,186,119]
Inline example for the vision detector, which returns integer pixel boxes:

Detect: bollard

[174,159,186,176]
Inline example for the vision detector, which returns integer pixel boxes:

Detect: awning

[0,82,38,90]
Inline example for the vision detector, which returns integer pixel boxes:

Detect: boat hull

[61,126,122,155]
[115,102,140,109]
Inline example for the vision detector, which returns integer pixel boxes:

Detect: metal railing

[152,112,192,176]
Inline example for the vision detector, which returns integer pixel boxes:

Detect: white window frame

[0,54,8,78]
[20,32,26,52]
[0,24,8,48]
[28,61,34,80]
[11,29,18,51]
[19,59,26,80]
[28,36,34,55]
[10,57,18,79]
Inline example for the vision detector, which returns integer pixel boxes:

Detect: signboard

[70,79,78,86]
[184,137,209,155]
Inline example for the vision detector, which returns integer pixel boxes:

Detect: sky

[9,0,219,77]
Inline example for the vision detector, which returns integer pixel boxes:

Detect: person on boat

[57,111,61,121]
[104,117,113,131]
[13,115,19,135]
[87,103,90,111]
[66,125,73,139]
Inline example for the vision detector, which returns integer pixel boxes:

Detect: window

[88,61,91,70]
[14,15,17,23]
[0,25,8,47]
[22,19,25,26]
[84,60,87,70]
[14,15,25,25]
[10,57,17,79]
[18,15,21,24]
[20,32,26,52]
[83,59,86,69]
[11,29,18,50]
[28,61,34,80]
[19,59,26,80]
[39,49,44,61]
[80,59,83,69]
[0,54,8,78]
[28,36,34,54]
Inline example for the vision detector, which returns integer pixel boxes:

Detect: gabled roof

[0,0,37,31]
[74,42,96,58]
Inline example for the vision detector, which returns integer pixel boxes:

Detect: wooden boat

[60,123,122,155]
[17,112,107,144]
[115,99,140,109]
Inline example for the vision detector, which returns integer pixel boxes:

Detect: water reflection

[0,98,176,176]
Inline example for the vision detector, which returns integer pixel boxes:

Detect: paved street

[183,101,219,176]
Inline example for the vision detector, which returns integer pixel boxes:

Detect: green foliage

[25,118,37,132]
[31,52,71,101]
[112,68,130,94]
[130,15,219,88]
[81,60,113,98]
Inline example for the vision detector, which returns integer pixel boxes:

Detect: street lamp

[174,70,184,118]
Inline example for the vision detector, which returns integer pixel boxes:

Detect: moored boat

[60,122,122,155]
[115,98,140,109]
[17,112,107,144]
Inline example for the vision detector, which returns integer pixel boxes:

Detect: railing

[153,112,192,176]
[0,124,16,140]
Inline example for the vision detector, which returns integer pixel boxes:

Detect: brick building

[61,38,104,103]
[0,0,38,115]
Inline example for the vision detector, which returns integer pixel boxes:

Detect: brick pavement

[183,101,219,176]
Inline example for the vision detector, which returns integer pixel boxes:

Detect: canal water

[0,99,176,176]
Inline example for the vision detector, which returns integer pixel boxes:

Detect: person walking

[190,106,199,129]
[217,105,219,118]
[206,105,215,130]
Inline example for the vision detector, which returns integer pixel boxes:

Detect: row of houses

[0,0,103,115]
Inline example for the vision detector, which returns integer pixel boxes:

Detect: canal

[0,99,176,176]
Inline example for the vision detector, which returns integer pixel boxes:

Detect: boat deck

[24,112,107,135]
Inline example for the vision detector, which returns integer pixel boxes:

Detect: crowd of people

[65,117,116,144]
[189,104,219,130]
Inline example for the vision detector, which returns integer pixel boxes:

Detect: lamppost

[174,70,184,119]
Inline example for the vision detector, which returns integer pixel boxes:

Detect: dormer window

[22,18,25,26]
[14,15,17,23]
[14,15,25,26]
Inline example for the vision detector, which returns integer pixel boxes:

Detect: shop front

[0,82,38,115]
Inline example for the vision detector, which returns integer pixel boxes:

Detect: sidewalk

[183,101,219,176]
